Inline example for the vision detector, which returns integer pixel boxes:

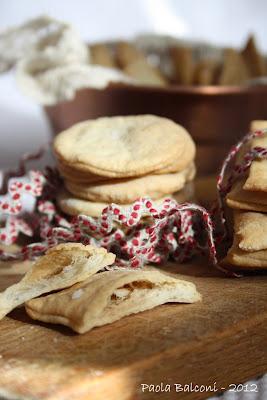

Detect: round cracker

[57,183,194,218]
[57,189,175,218]
[58,156,194,184]
[54,115,195,178]
[57,161,107,184]
[65,163,195,203]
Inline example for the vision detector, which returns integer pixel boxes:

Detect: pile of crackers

[54,115,196,218]
[91,40,168,87]
[90,35,267,87]
[224,120,267,270]
[0,243,200,333]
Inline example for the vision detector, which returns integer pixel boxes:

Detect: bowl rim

[109,82,267,96]
[44,81,267,111]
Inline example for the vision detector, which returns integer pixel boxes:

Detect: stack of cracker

[223,120,267,270]
[53,115,196,217]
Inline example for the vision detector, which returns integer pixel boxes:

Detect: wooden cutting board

[0,178,266,400]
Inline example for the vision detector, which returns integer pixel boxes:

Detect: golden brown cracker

[26,268,201,333]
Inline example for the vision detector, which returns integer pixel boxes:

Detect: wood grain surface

[0,178,266,400]
[0,261,266,400]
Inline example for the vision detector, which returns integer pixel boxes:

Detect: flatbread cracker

[115,40,166,85]
[53,115,195,178]
[240,130,267,192]
[250,120,267,131]
[242,35,266,78]
[0,243,115,319]
[243,121,267,192]
[234,211,267,251]
[170,46,194,85]
[123,59,167,87]
[217,48,249,85]
[223,236,267,270]
[226,179,267,212]
[243,159,267,192]
[57,189,175,217]
[193,59,218,85]
[116,41,146,68]
[58,156,194,184]
[58,161,107,184]
[223,210,267,270]
[65,163,195,203]
[26,268,201,333]
[90,44,117,68]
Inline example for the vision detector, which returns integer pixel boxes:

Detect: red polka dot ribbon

[0,191,217,268]
[1,130,266,271]
[0,170,46,246]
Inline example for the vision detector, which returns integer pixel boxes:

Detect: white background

[0,0,267,167]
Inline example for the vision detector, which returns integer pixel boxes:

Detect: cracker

[234,211,267,251]
[223,210,267,270]
[115,39,167,86]
[193,59,218,85]
[156,157,194,174]
[243,159,267,192]
[57,161,107,184]
[223,236,267,270]
[116,41,146,68]
[58,156,194,184]
[58,145,195,183]
[65,163,195,203]
[90,43,117,68]
[0,243,115,319]
[26,268,201,333]
[53,115,196,178]
[226,179,267,212]
[57,189,175,217]
[242,35,265,78]
[250,120,267,131]
[217,48,249,85]
[242,132,267,192]
[123,59,167,87]
[170,46,194,85]
[236,127,267,192]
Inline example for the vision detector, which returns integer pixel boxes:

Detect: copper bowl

[45,83,267,175]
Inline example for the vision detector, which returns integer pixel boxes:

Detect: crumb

[71,289,84,300]
[21,336,25,341]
